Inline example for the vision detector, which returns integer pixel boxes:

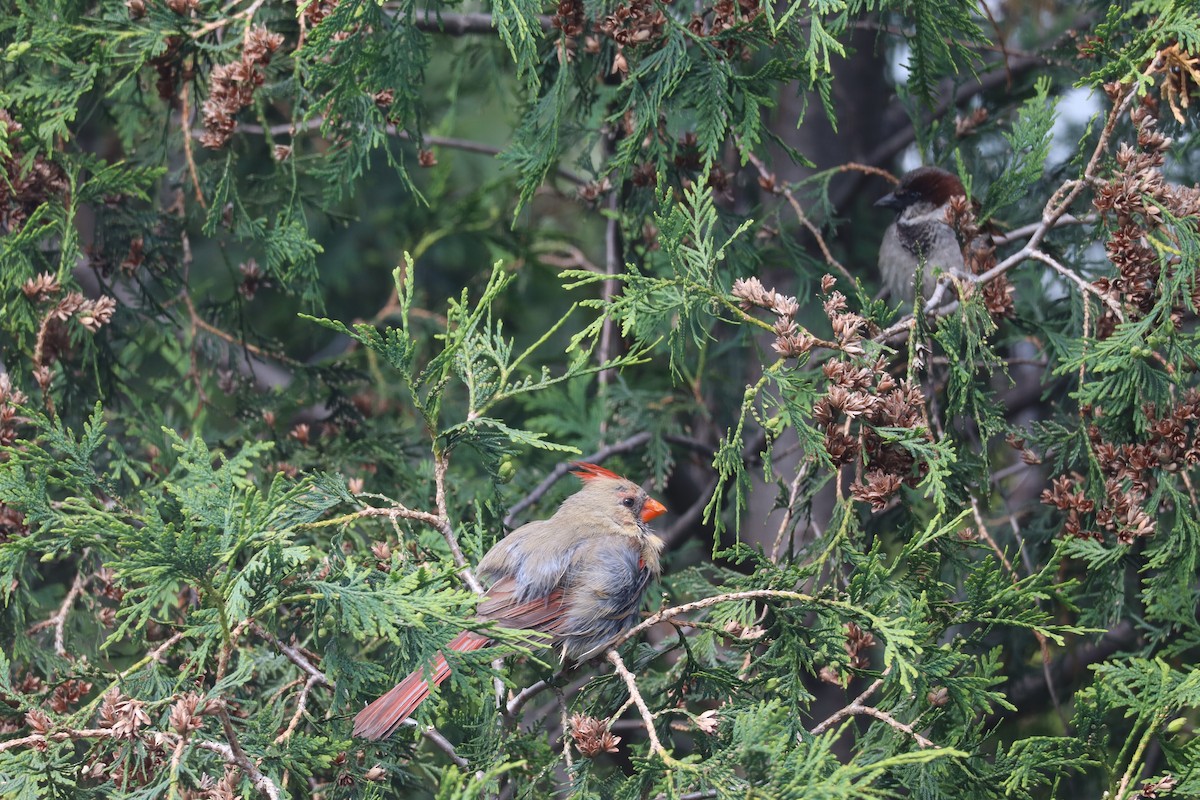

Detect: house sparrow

[875,166,968,304]
[351,462,667,740]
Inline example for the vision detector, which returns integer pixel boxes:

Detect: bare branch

[252,624,331,687]
[27,551,89,657]
[810,670,935,748]
[216,704,283,800]
[506,678,551,718]
[230,120,587,185]
[401,721,471,768]
[1027,248,1123,321]
[433,452,485,595]
[740,146,856,285]
[612,589,817,648]
[811,675,886,735]
[605,649,672,761]
[273,674,320,744]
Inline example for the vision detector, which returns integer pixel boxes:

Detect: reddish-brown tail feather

[352,631,490,740]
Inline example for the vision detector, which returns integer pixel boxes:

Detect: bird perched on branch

[352,462,667,740]
[876,166,969,304]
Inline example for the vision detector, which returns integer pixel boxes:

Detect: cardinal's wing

[477,576,571,635]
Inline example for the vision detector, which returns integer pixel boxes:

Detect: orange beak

[641,497,667,523]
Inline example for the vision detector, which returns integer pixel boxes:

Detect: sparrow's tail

[352,630,490,740]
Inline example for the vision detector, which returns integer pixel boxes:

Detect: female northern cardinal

[352,462,667,740]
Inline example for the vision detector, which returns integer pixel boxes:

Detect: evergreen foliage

[2,0,1200,796]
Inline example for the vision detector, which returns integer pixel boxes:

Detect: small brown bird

[875,166,968,304]
[351,462,667,740]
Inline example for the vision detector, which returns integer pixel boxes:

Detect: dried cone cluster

[0,110,69,234]
[301,0,338,27]
[568,713,621,757]
[687,0,761,59]
[1091,84,1200,337]
[0,373,28,451]
[20,272,117,398]
[730,276,816,358]
[200,27,285,149]
[945,195,1013,317]
[597,0,666,47]
[819,621,877,685]
[1043,392,1200,544]
[0,372,25,540]
[811,285,932,511]
[553,0,585,41]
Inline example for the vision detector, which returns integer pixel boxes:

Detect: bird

[875,166,968,304]
[351,462,668,740]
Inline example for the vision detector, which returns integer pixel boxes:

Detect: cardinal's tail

[352,630,490,740]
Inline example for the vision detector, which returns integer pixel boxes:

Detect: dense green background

[2,0,1200,797]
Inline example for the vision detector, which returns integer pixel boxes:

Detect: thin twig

[180,84,207,208]
[506,678,551,718]
[1027,249,1123,321]
[811,675,885,735]
[605,650,671,760]
[215,704,284,800]
[273,674,319,744]
[27,551,89,657]
[405,721,471,768]
[433,452,485,595]
[252,624,331,687]
[740,147,856,285]
[189,0,267,39]
[303,498,483,594]
[120,631,186,678]
[853,705,936,748]
[0,728,118,753]
[558,686,575,772]
[770,466,809,562]
[989,214,1094,246]
[598,191,620,389]
[230,120,587,185]
[181,291,297,364]
[612,589,817,648]
[809,670,934,748]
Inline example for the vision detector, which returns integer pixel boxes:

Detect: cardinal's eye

[622,497,635,508]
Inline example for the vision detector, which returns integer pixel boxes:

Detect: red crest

[570,462,626,482]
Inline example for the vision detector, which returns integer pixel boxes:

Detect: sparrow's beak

[874,191,901,210]
[641,497,667,523]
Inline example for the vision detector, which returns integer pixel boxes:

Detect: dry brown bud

[170,693,206,734]
[569,713,622,757]
[25,709,52,734]
[290,423,311,446]
[33,365,54,391]
[243,27,285,65]
[693,709,720,734]
[77,296,117,332]
[22,273,61,301]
